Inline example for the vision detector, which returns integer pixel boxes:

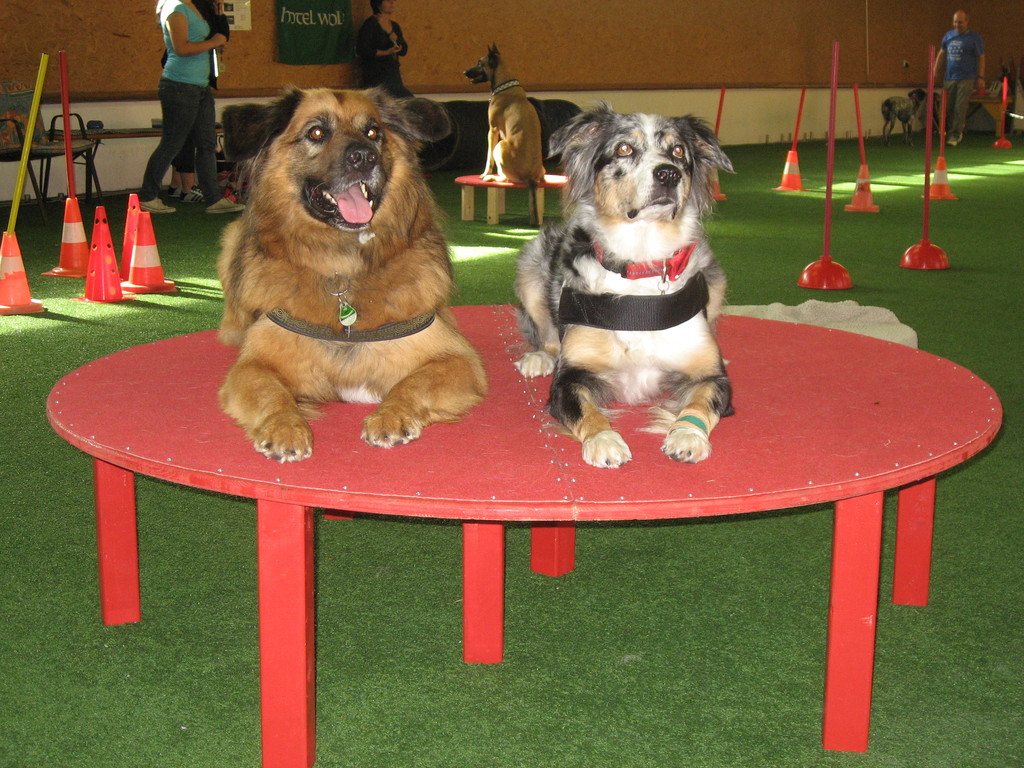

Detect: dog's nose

[654,164,682,188]
[346,143,379,171]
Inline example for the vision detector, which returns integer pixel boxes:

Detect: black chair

[42,113,103,205]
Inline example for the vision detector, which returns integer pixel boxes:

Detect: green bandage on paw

[671,414,708,434]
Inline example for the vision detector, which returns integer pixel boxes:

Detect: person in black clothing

[356,0,413,97]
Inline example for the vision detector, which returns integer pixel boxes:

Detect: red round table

[47,305,1001,767]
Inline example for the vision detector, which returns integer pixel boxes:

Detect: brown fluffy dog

[217,87,487,461]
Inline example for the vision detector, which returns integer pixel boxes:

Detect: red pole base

[993,137,1013,149]
[900,240,949,270]
[798,258,853,290]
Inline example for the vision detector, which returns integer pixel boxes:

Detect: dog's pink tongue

[337,185,373,224]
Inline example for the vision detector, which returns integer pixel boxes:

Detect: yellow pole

[6,53,50,235]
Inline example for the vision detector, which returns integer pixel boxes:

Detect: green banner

[277,0,354,65]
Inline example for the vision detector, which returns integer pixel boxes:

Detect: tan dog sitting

[464,44,545,225]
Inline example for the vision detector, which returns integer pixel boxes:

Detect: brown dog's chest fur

[220,190,452,340]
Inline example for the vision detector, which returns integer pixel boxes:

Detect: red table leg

[893,477,937,606]
[530,523,576,577]
[822,492,884,753]
[462,522,505,663]
[93,458,141,626]
[257,499,316,768]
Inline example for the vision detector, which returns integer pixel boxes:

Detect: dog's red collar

[594,241,697,281]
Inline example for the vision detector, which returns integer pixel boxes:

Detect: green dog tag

[338,302,358,327]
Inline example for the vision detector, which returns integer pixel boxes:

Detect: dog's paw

[661,427,712,464]
[515,351,555,378]
[361,409,424,448]
[582,430,632,468]
[252,416,314,462]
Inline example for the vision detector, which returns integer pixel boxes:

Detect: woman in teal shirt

[139,0,242,214]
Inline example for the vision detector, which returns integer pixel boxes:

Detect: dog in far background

[464,44,546,224]
[881,88,927,145]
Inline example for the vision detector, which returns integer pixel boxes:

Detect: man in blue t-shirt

[933,9,986,146]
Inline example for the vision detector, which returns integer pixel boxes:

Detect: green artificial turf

[1,131,1021,767]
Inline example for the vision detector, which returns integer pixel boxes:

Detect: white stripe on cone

[124,212,175,291]
[62,218,86,245]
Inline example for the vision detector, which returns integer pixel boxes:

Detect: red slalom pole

[821,50,837,261]
[711,85,727,200]
[901,45,949,270]
[714,85,726,135]
[845,83,880,212]
[799,42,852,289]
[59,51,76,199]
[791,87,806,152]
[938,89,948,154]
[994,76,1013,149]
[775,87,808,191]
[42,50,90,278]
[853,83,866,165]
[929,90,958,200]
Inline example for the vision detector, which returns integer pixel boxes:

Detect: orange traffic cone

[774,150,806,191]
[120,193,140,280]
[711,167,727,201]
[42,197,90,277]
[844,163,880,212]
[1,231,45,315]
[76,207,131,303]
[122,212,176,294]
[928,156,957,200]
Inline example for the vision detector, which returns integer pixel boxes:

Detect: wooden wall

[3,1,1021,101]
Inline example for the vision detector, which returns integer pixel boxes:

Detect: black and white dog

[882,89,927,145]
[514,104,734,468]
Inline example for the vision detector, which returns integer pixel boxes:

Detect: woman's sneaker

[181,184,204,201]
[182,185,205,203]
[141,197,177,214]
[206,198,245,214]
[167,185,183,199]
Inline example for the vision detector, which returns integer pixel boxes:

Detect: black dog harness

[559,273,709,332]
[558,242,710,332]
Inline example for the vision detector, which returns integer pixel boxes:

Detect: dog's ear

[679,115,733,174]
[548,104,617,204]
[548,102,614,159]
[222,87,304,162]
[368,88,452,144]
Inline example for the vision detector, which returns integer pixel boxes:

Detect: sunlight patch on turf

[450,245,516,262]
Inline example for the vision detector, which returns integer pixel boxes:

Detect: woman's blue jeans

[140,79,220,203]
